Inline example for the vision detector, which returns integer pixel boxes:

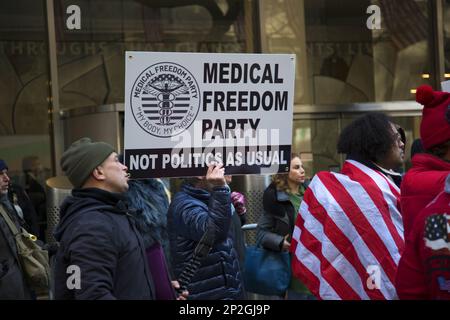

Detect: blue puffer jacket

[168,184,243,300]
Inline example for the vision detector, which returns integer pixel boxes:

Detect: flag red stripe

[344,163,404,252]
[317,172,398,285]
[291,217,323,299]
[291,259,323,300]
[304,189,386,300]
[373,169,400,196]
[296,213,362,300]
[291,230,322,299]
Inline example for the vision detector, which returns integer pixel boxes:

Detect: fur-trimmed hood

[125,179,170,251]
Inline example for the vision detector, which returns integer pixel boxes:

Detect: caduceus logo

[130,62,200,138]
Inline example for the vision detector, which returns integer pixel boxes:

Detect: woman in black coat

[256,153,314,299]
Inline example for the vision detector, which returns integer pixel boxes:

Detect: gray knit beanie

[60,137,115,188]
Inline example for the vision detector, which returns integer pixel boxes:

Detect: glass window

[306,0,435,103]
[0,0,52,185]
[54,0,255,111]
[292,118,340,177]
[260,0,310,104]
[262,0,433,174]
[261,0,436,104]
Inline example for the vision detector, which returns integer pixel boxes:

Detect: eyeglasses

[392,132,404,146]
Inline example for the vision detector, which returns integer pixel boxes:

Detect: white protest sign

[124,51,295,178]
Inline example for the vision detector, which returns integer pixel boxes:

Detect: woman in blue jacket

[167,163,244,300]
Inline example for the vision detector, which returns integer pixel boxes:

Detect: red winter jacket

[400,153,450,237]
[395,175,450,300]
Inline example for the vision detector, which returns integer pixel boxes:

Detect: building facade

[0,0,449,182]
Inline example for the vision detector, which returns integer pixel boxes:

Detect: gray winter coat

[256,183,297,251]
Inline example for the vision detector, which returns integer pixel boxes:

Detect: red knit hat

[416,85,450,150]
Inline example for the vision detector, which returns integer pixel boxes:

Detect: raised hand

[206,162,226,187]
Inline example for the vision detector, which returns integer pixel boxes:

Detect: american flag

[291,160,404,300]
[424,214,450,251]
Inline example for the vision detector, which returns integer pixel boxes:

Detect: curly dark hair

[337,112,397,163]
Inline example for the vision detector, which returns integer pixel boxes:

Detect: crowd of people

[0,84,449,300]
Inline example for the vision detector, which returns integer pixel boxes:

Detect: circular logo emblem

[130,62,201,137]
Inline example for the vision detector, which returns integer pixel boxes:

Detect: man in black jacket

[53,137,155,300]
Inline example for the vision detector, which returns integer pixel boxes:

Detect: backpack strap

[0,204,26,273]
[0,204,38,246]
[0,204,21,237]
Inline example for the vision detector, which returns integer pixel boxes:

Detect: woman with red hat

[396,85,450,299]
[400,85,450,238]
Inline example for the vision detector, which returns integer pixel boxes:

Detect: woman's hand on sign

[206,162,226,187]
